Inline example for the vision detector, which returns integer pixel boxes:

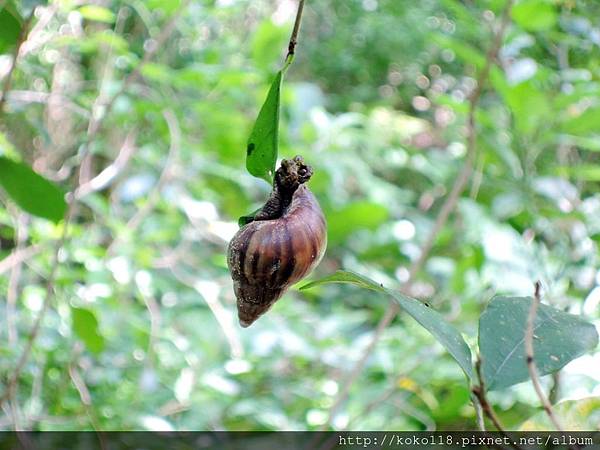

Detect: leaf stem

[323,0,515,428]
[525,282,565,432]
[286,0,305,61]
[472,358,525,450]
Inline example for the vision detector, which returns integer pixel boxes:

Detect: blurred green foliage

[0,0,599,432]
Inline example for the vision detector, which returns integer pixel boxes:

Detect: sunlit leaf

[0,156,67,223]
[251,19,288,70]
[300,270,386,293]
[246,70,283,183]
[557,164,600,182]
[431,34,485,70]
[78,5,115,23]
[327,202,389,244]
[301,270,474,380]
[560,135,600,152]
[519,397,600,431]
[71,307,106,355]
[479,296,598,391]
[562,107,600,136]
[512,0,557,31]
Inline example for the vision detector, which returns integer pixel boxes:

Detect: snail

[227,156,327,327]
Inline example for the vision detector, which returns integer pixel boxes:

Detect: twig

[0,244,42,276]
[6,214,28,345]
[78,7,130,186]
[471,392,486,431]
[0,201,74,410]
[0,12,34,115]
[0,1,191,414]
[472,358,507,433]
[324,0,515,427]
[142,292,161,367]
[171,268,244,359]
[286,0,305,60]
[525,282,564,431]
[74,129,138,199]
[122,110,179,231]
[6,90,89,117]
[82,0,190,148]
[472,358,524,450]
[105,109,179,255]
[68,344,107,450]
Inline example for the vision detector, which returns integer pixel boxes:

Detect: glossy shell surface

[227,185,327,327]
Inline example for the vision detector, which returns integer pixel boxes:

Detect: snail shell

[227,157,327,327]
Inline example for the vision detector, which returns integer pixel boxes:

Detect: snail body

[227,156,327,327]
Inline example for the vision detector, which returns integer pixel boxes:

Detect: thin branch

[0,244,42,276]
[0,201,74,410]
[171,268,244,360]
[286,0,305,60]
[105,109,180,255]
[0,12,34,115]
[472,359,505,432]
[74,129,138,199]
[525,282,564,431]
[0,1,191,413]
[6,214,28,345]
[68,344,107,450]
[123,110,179,231]
[324,0,515,428]
[82,0,190,148]
[471,392,486,431]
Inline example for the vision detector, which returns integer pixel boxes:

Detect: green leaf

[560,135,600,152]
[501,81,552,135]
[479,296,598,391]
[238,207,262,227]
[562,107,600,136]
[71,307,105,354]
[327,201,389,244]
[512,0,557,31]
[301,270,474,380]
[251,20,288,70]
[557,164,600,181]
[0,6,22,54]
[519,397,600,431]
[78,5,116,23]
[300,270,386,293]
[246,70,283,183]
[431,34,485,70]
[0,156,67,223]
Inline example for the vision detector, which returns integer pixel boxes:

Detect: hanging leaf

[71,307,105,355]
[246,70,283,183]
[0,6,22,54]
[478,296,598,391]
[0,156,67,223]
[301,270,474,380]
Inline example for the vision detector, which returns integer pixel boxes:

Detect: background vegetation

[0,0,599,431]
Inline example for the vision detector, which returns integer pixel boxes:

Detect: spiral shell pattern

[227,185,327,327]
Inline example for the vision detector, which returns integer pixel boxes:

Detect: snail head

[276,155,313,195]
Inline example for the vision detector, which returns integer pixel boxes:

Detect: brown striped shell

[227,157,327,327]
